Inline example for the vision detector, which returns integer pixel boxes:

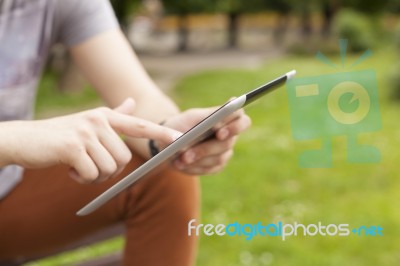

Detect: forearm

[0,106,179,182]
[124,91,179,158]
[71,29,180,159]
[88,44,180,157]
[70,30,251,177]
[100,74,180,158]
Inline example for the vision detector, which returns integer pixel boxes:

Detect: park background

[29,0,400,265]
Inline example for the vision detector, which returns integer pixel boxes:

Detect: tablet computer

[77,70,296,216]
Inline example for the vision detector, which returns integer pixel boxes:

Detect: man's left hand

[163,107,251,175]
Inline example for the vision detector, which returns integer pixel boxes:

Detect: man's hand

[71,29,250,175]
[0,98,181,183]
[162,107,251,175]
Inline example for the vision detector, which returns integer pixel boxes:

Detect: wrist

[148,120,166,157]
[0,121,18,167]
[149,138,160,157]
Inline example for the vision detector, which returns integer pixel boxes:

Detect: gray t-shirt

[0,0,119,199]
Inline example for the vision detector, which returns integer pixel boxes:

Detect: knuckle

[227,123,239,135]
[65,138,85,157]
[118,150,132,166]
[101,161,118,177]
[81,167,99,183]
[113,142,132,167]
[188,108,201,116]
[97,106,111,114]
[135,119,147,130]
[192,147,205,159]
[75,125,94,141]
[85,109,108,126]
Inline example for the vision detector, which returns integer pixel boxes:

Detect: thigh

[0,160,135,259]
[0,155,199,262]
[123,163,200,266]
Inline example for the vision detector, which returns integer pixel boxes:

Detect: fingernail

[185,150,196,163]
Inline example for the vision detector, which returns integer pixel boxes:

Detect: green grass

[34,72,102,118]
[173,47,400,266]
[29,46,400,265]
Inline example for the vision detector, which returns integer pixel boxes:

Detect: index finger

[106,110,182,143]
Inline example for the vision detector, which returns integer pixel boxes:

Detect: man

[0,1,250,265]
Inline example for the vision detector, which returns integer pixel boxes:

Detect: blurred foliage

[162,0,212,14]
[266,0,292,14]
[389,62,400,99]
[342,0,390,14]
[395,22,400,50]
[333,9,376,52]
[390,23,400,100]
[162,0,278,50]
[386,0,400,13]
[35,72,102,118]
[108,0,400,51]
[109,0,400,19]
[162,0,292,14]
[110,0,141,27]
[162,0,212,51]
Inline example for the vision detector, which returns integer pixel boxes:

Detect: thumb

[114,98,136,115]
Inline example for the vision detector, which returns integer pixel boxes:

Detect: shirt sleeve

[54,0,119,47]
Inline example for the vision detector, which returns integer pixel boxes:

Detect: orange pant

[0,156,200,266]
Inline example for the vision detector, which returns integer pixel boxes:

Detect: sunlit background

[29,0,400,265]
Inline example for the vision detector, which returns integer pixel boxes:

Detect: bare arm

[0,99,180,183]
[70,28,251,175]
[71,29,179,159]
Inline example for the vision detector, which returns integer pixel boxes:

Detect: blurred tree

[286,0,318,38]
[266,0,318,39]
[304,0,389,37]
[267,0,292,42]
[341,0,390,14]
[321,0,340,36]
[386,0,400,13]
[111,0,141,30]
[163,0,213,52]
[215,0,276,49]
[215,0,242,49]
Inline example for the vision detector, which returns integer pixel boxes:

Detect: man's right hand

[0,98,181,184]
